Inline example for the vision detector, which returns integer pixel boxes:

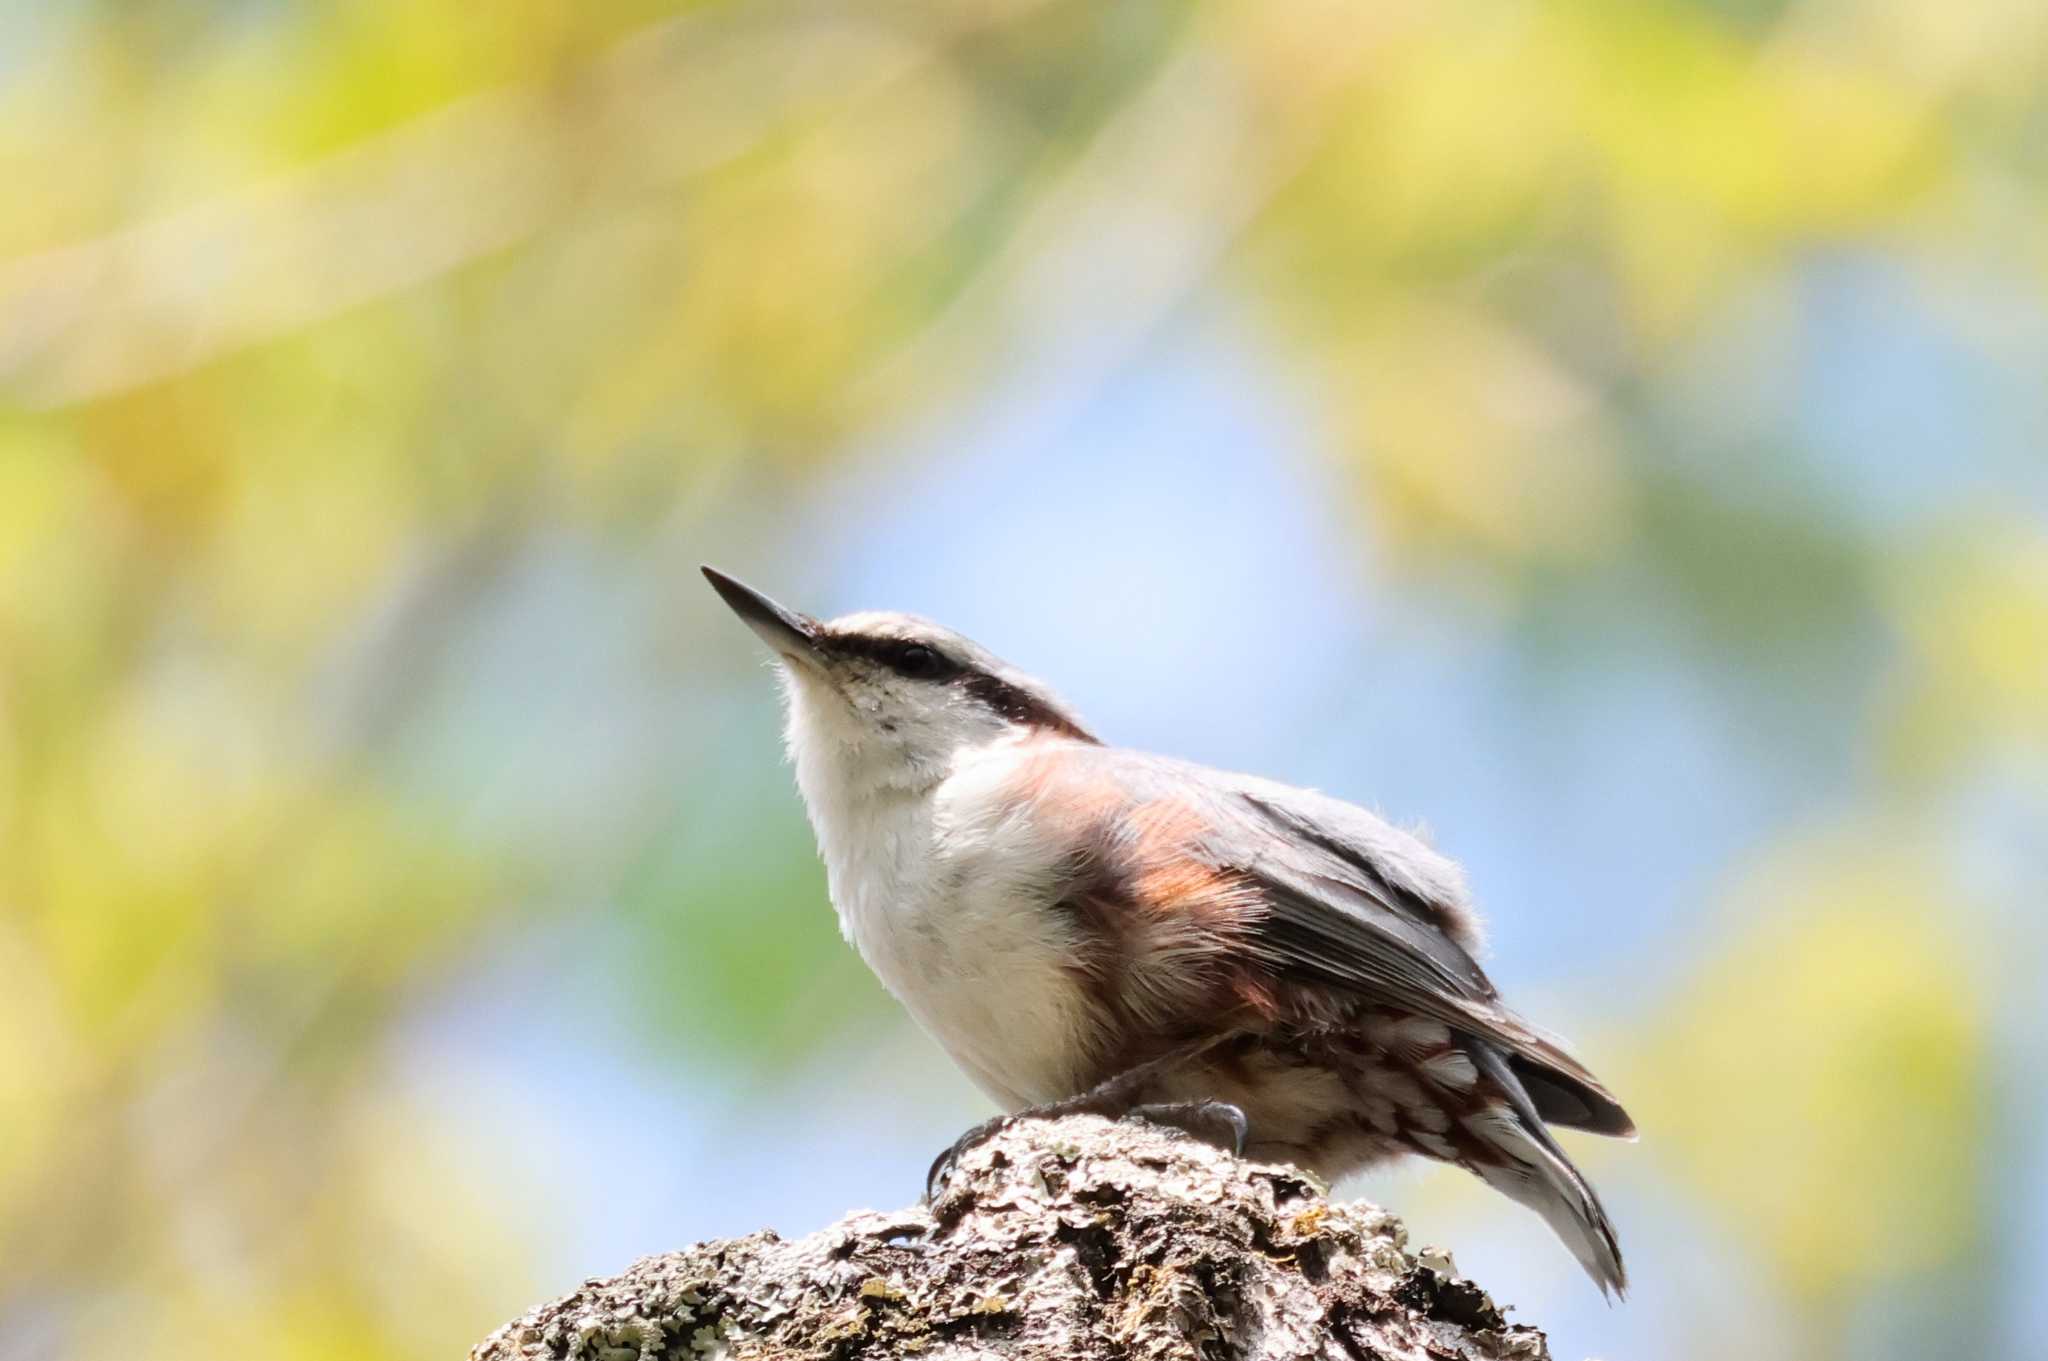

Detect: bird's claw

[924,1113,1014,1201]
[1130,1099,1250,1157]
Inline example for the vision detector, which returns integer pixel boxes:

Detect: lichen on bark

[471,1114,1550,1360]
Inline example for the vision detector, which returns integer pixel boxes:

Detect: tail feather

[1487,1012,1637,1139]
[1511,1055,1637,1139]
[1466,1044,1628,1299]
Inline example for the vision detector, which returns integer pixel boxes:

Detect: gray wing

[1161,760,1635,1139]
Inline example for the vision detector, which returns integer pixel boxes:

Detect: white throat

[782,667,958,958]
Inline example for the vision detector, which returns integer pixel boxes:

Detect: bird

[702,566,1635,1297]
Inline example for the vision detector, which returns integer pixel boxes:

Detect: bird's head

[703,567,1096,795]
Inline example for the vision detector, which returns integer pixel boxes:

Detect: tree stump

[471,1114,1549,1360]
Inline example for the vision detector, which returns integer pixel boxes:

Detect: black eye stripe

[821,628,1099,742]
[829,633,959,680]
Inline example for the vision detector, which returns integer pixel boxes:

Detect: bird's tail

[1463,1043,1627,1299]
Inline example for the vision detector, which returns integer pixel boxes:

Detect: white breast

[795,732,1098,1110]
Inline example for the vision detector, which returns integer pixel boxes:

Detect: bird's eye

[893,643,946,679]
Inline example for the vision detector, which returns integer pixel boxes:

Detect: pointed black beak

[701,566,823,663]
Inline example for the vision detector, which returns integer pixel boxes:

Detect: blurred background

[2,1,2044,1358]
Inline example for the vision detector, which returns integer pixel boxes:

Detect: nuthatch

[704,567,1634,1296]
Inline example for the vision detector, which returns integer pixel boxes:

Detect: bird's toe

[1129,1099,1250,1158]
[924,1113,1014,1201]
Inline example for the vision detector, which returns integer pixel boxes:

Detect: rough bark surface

[471,1114,1549,1361]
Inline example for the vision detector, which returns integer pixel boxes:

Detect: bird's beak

[701,566,824,666]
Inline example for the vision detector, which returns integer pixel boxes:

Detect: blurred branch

[470,1115,1549,1361]
[0,2,1373,423]
[0,6,998,408]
